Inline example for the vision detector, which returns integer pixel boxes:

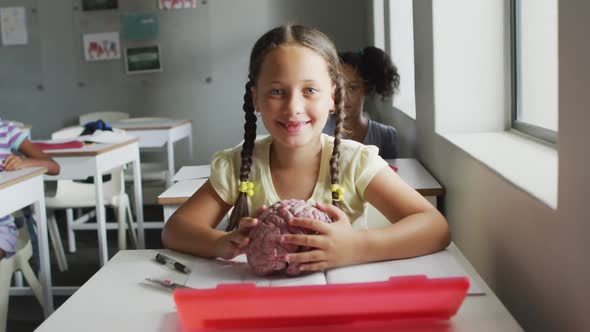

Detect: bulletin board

[0,0,43,92]
[72,0,212,88]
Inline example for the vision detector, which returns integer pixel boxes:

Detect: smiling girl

[162,25,450,271]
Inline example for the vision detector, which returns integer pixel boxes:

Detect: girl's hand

[280,202,363,272]
[2,154,27,171]
[214,205,267,260]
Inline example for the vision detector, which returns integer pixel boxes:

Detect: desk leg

[94,170,108,266]
[166,134,174,188]
[33,187,54,316]
[132,157,145,248]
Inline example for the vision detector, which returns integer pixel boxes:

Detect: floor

[6,206,165,332]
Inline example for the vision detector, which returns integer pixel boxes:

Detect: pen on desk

[155,253,192,274]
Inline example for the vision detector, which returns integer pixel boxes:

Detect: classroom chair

[78,111,129,126]
[45,126,137,271]
[0,227,43,332]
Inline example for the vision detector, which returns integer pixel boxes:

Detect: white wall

[405,1,590,331]
[0,0,368,167]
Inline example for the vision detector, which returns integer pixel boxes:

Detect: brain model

[246,199,332,276]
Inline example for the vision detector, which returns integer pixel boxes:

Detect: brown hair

[226,25,346,231]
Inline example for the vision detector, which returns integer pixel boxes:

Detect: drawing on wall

[82,0,118,11]
[125,45,162,74]
[122,13,158,40]
[0,7,28,45]
[83,32,121,61]
[158,0,197,10]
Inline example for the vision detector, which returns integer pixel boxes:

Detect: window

[512,0,558,143]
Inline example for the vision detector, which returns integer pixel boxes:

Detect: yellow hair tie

[330,184,345,202]
[239,181,254,197]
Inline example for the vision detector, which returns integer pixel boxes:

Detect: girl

[162,25,449,272]
[0,118,60,259]
[323,46,400,159]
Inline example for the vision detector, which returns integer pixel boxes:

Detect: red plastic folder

[174,275,469,331]
[32,140,84,151]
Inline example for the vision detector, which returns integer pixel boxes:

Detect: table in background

[110,118,193,187]
[34,244,522,331]
[0,167,53,316]
[42,137,145,265]
[157,159,445,226]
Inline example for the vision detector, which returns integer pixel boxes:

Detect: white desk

[42,138,145,265]
[0,167,53,316]
[157,178,208,222]
[110,118,193,187]
[171,164,210,182]
[34,244,522,331]
[157,159,445,225]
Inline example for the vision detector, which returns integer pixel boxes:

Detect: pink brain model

[246,199,332,276]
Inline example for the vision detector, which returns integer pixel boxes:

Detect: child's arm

[281,167,450,271]
[3,139,60,175]
[161,181,259,259]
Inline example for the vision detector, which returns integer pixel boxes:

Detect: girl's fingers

[237,217,258,232]
[297,261,329,272]
[230,233,250,247]
[281,249,325,263]
[315,202,347,221]
[289,217,330,233]
[255,205,268,217]
[281,233,324,248]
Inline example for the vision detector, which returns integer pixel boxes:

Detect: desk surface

[157,178,208,205]
[157,158,443,206]
[0,167,47,190]
[37,137,139,157]
[387,158,444,196]
[36,244,522,332]
[111,118,191,131]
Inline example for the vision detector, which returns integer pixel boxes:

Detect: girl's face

[342,64,366,118]
[252,45,335,149]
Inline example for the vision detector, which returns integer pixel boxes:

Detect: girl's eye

[304,87,317,95]
[270,89,283,95]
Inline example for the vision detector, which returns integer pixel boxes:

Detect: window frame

[511,0,557,144]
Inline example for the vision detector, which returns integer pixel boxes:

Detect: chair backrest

[79,111,129,125]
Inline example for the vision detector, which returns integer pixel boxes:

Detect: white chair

[78,111,129,125]
[0,227,43,332]
[45,126,137,271]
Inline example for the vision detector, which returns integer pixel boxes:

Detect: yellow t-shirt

[209,134,388,229]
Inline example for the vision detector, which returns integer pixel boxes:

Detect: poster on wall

[125,45,162,74]
[0,7,28,45]
[158,0,197,10]
[82,0,118,11]
[122,13,158,40]
[83,32,121,61]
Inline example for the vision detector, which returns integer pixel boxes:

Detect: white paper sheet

[186,254,327,289]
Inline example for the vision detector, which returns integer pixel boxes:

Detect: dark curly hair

[339,46,400,100]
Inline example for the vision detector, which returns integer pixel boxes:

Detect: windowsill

[439,130,557,209]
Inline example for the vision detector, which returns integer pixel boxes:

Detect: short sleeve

[354,145,388,200]
[8,125,27,154]
[380,126,398,159]
[209,149,238,205]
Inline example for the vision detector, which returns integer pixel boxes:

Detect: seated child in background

[323,46,400,159]
[0,118,60,259]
